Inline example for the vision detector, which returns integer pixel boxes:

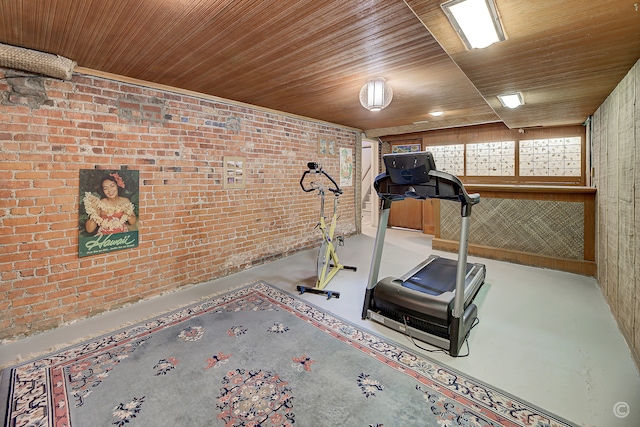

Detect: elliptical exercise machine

[297,162,357,299]
[362,151,486,357]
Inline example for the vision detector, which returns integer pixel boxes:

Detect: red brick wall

[0,68,358,340]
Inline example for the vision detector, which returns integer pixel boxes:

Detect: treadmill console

[376,151,478,209]
[377,151,439,200]
[383,151,436,185]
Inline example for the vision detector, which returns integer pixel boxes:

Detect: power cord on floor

[401,315,480,358]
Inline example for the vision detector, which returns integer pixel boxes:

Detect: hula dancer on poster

[83,172,137,235]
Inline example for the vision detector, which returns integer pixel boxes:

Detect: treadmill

[362,151,485,357]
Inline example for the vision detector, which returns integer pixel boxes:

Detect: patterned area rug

[1,282,577,427]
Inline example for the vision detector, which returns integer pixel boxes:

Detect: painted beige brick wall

[591,57,640,365]
[0,68,359,340]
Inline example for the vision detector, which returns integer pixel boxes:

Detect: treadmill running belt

[403,257,474,296]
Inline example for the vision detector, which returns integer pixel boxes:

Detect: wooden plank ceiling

[0,0,638,137]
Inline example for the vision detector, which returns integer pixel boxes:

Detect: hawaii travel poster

[78,169,139,257]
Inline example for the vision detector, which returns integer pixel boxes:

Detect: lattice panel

[440,198,584,259]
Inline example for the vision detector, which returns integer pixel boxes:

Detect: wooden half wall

[432,185,596,276]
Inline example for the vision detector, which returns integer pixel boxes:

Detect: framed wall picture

[79,168,139,257]
[224,156,246,189]
[328,139,336,155]
[318,137,327,155]
[392,143,421,153]
[339,147,353,187]
[318,137,336,155]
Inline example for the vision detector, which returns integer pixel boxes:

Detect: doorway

[361,138,377,228]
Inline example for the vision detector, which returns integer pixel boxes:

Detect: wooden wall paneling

[389,198,423,231]
[422,199,435,235]
[635,63,640,354]
[605,88,620,309]
[386,123,586,185]
[617,73,636,339]
[416,122,586,145]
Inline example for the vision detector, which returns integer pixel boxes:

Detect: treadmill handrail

[427,170,479,217]
[373,169,479,217]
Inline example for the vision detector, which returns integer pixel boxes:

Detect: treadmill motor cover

[370,257,485,325]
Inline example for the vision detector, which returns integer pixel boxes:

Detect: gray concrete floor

[1,225,639,427]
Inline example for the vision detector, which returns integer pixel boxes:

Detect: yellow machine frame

[297,162,356,299]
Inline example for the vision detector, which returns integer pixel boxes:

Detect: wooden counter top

[463,184,596,194]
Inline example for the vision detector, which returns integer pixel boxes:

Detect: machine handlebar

[300,162,342,195]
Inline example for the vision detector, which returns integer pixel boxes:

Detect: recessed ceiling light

[497,93,524,109]
[429,111,444,117]
[442,0,506,50]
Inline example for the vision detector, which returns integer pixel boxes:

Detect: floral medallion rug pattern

[0,282,577,427]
